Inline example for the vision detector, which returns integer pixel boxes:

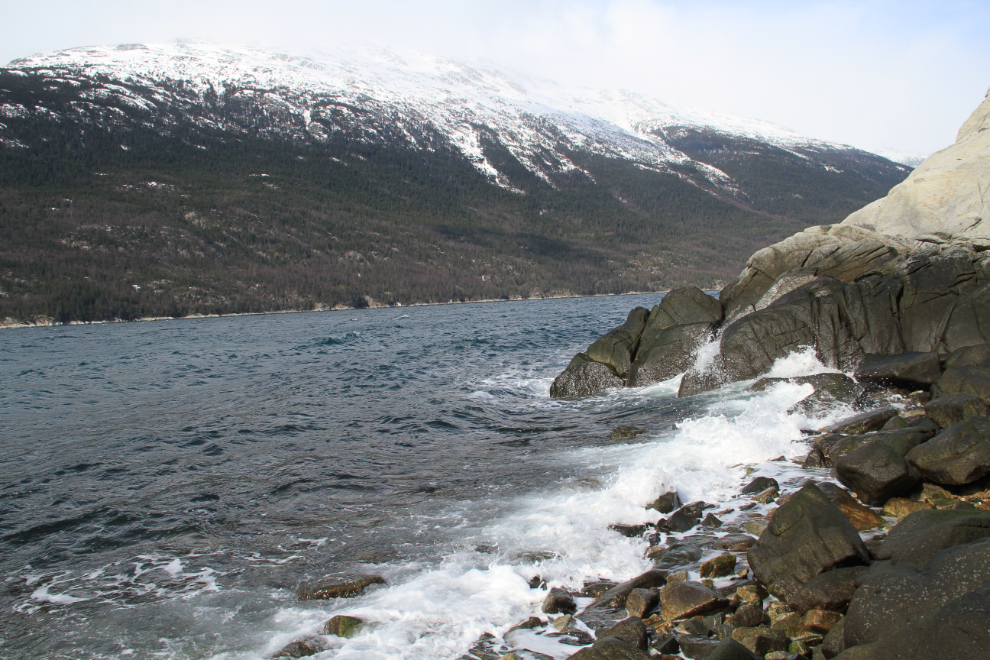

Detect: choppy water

[0,296,855,659]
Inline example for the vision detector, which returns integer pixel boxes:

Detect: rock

[610,426,648,440]
[552,615,572,631]
[645,286,724,331]
[821,618,845,659]
[709,535,758,552]
[853,352,943,390]
[731,626,790,655]
[836,86,990,249]
[788,374,864,415]
[727,601,766,628]
[658,581,729,620]
[843,538,990,647]
[943,342,990,369]
[735,584,768,603]
[551,353,625,398]
[610,523,649,538]
[931,363,990,403]
[703,638,763,660]
[906,416,990,485]
[751,487,779,504]
[676,636,721,659]
[509,616,546,633]
[590,570,668,609]
[923,394,990,428]
[628,322,717,387]
[822,408,899,435]
[272,636,330,658]
[586,307,650,379]
[648,490,681,514]
[802,609,843,634]
[879,415,911,431]
[322,614,363,637]
[873,508,990,566]
[814,481,886,531]
[565,635,652,660]
[701,513,722,527]
[741,476,780,494]
[747,484,870,601]
[787,566,868,614]
[649,632,679,655]
[296,574,386,600]
[543,587,577,614]
[742,520,767,536]
[834,431,926,505]
[831,581,990,660]
[653,543,703,571]
[659,502,708,533]
[700,554,737,578]
[599,617,648,650]
[625,589,658,618]
[880,497,934,518]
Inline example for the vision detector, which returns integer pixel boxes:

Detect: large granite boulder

[627,322,714,387]
[842,538,990,647]
[832,580,990,660]
[873,508,990,567]
[551,353,625,398]
[747,484,870,601]
[834,430,927,505]
[906,416,990,485]
[586,307,650,380]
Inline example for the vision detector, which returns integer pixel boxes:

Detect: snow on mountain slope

[4,41,897,190]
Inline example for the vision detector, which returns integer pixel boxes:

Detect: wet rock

[802,609,842,634]
[787,566,868,614]
[629,322,717,387]
[659,581,730,620]
[853,352,943,390]
[815,482,886,531]
[906,416,990,485]
[272,636,330,658]
[599,617,648,650]
[943,343,990,370]
[873,508,990,566]
[625,588,658,618]
[586,307,650,379]
[703,638,763,660]
[609,426,648,440]
[543,587,578,614]
[701,513,722,528]
[609,523,649,538]
[589,570,668,609]
[923,394,990,428]
[676,636,720,659]
[649,632,679,655]
[709,535,758,552]
[731,626,789,655]
[880,497,933,518]
[741,476,779,495]
[843,538,990,647]
[322,614,363,638]
[658,501,709,533]
[742,520,767,536]
[751,487,779,504]
[727,601,766,628]
[551,353,625,398]
[747,484,870,601]
[834,431,926,505]
[735,584,768,603]
[830,581,990,660]
[297,574,386,600]
[648,490,681,514]
[566,635,652,660]
[803,446,830,468]
[700,554,737,578]
[653,543,704,571]
[552,615,573,631]
[822,408,899,435]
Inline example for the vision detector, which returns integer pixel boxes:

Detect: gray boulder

[853,352,943,390]
[906,416,990,485]
[788,566,869,614]
[842,538,990,647]
[643,286,723,330]
[822,407,899,435]
[598,617,648,650]
[551,353,625,398]
[834,430,926,505]
[931,363,990,403]
[586,307,650,379]
[943,342,990,369]
[566,635,652,660]
[543,587,578,614]
[747,484,870,601]
[658,580,729,620]
[874,509,990,567]
[628,322,714,387]
[923,394,990,428]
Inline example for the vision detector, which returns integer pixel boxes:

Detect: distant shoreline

[0,289,682,331]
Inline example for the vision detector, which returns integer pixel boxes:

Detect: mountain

[0,42,911,324]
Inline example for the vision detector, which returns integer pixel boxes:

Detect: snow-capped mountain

[2,41,910,193]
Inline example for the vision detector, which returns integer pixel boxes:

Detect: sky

[2,0,988,157]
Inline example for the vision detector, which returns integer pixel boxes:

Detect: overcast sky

[2,0,988,156]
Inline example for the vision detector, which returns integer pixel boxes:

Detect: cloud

[2,0,988,155]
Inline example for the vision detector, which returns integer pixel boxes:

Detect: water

[0,296,855,659]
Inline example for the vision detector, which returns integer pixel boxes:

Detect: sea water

[0,295,857,659]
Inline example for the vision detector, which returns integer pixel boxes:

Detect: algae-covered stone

[273,636,330,658]
[297,574,385,600]
[881,497,933,518]
[322,614,363,637]
[700,554,737,578]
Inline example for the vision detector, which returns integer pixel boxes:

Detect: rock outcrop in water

[552,85,990,400]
